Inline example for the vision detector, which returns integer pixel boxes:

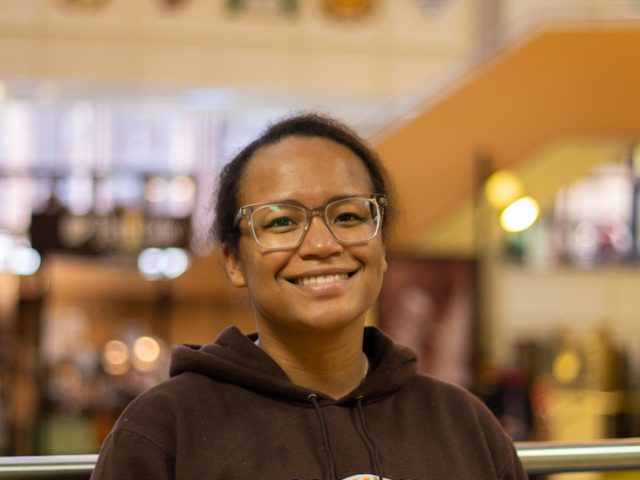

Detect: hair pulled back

[212,113,395,253]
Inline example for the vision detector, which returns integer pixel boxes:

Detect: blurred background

[0,1,639,478]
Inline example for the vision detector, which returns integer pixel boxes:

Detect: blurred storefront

[0,100,264,455]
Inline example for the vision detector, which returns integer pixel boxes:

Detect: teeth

[296,273,348,286]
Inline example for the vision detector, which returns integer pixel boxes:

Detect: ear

[222,244,247,288]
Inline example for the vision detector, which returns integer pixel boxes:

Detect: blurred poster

[377,257,477,388]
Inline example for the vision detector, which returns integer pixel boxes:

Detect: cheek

[375,256,387,287]
[359,243,387,286]
[373,247,388,292]
[370,241,387,271]
[241,249,291,289]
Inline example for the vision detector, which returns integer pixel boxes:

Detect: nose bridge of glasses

[306,207,326,227]
[302,206,338,241]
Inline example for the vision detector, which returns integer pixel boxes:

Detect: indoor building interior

[0,0,639,478]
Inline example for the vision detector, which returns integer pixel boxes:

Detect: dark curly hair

[212,112,395,253]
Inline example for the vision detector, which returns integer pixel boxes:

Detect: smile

[293,272,350,286]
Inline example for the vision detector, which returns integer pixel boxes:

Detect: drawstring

[307,393,338,480]
[307,393,385,480]
[355,395,384,480]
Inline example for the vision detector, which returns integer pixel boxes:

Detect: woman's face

[223,136,387,335]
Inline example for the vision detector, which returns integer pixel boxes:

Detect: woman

[91,113,527,479]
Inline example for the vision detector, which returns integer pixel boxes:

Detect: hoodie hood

[169,326,417,405]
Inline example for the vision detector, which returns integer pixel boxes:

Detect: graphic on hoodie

[341,475,391,480]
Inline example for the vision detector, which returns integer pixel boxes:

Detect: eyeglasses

[233,194,387,250]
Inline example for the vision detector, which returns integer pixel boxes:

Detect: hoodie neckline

[169,326,417,405]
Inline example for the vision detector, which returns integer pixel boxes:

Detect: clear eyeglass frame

[233,194,387,250]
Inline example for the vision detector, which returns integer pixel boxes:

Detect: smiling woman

[90,113,528,480]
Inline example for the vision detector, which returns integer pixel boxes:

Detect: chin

[294,311,365,333]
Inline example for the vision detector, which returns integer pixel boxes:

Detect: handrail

[0,454,97,477]
[0,439,638,477]
[516,437,640,475]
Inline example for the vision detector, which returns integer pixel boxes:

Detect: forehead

[239,136,374,204]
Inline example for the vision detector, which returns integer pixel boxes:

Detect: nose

[297,215,342,258]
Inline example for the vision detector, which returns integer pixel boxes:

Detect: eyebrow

[257,194,370,208]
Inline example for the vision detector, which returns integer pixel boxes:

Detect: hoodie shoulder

[168,327,314,402]
[170,327,284,378]
[408,373,525,478]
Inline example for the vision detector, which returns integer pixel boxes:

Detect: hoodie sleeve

[497,438,529,480]
[473,397,528,480]
[90,428,175,480]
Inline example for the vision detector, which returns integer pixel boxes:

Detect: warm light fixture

[102,340,130,376]
[484,169,524,210]
[499,196,540,233]
[145,177,168,203]
[132,336,162,372]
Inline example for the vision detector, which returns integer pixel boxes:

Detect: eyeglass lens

[250,197,381,249]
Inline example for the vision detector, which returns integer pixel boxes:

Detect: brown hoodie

[91,326,527,479]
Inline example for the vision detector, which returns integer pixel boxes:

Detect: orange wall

[374,24,640,250]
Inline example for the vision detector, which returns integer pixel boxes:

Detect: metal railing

[0,438,639,477]
[517,438,640,475]
[0,454,97,478]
